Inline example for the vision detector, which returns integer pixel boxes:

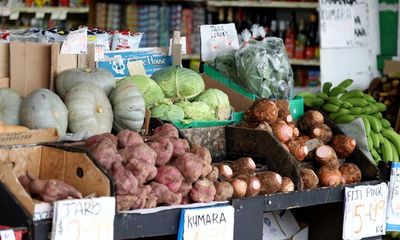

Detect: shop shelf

[0,6,89,17]
[290,58,320,66]
[207,1,319,9]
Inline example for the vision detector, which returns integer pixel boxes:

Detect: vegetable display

[123,75,166,108]
[196,89,231,120]
[298,79,400,163]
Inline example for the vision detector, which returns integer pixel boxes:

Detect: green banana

[389,140,399,162]
[329,86,347,97]
[370,131,380,149]
[297,92,316,99]
[335,115,356,124]
[375,102,387,112]
[363,115,383,133]
[304,98,325,108]
[342,101,353,109]
[367,136,374,151]
[337,79,354,89]
[328,108,351,121]
[381,119,391,129]
[316,93,329,100]
[371,112,383,119]
[340,90,364,101]
[322,82,332,95]
[326,97,343,106]
[361,116,371,136]
[345,98,369,107]
[382,138,393,161]
[350,107,364,115]
[363,94,376,103]
[381,129,400,155]
[322,103,340,112]
[370,148,382,162]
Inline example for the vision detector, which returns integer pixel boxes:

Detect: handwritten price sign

[51,197,115,240]
[343,183,388,240]
[386,162,400,231]
[60,27,88,54]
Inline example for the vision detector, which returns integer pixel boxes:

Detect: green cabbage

[175,101,216,121]
[196,88,231,120]
[122,75,165,108]
[151,66,205,101]
[151,103,184,122]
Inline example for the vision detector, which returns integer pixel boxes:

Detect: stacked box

[126,4,139,33]
[107,4,121,30]
[95,3,107,29]
[138,5,150,47]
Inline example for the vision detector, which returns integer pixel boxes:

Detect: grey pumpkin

[0,88,23,125]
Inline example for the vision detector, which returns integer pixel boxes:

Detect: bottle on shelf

[294,19,307,59]
[285,12,297,58]
[277,20,286,41]
[305,12,318,59]
[269,19,278,37]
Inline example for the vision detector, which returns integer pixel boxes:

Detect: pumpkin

[20,89,68,136]
[0,88,23,125]
[56,68,116,100]
[65,82,113,136]
[109,80,145,132]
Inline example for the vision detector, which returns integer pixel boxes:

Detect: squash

[65,82,113,136]
[56,68,116,100]
[0,88,23,125]
[20,89,68,136]
[109,80,145,132]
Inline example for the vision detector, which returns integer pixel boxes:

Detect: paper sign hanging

[60,27,88,54]
[200,23,239,62]
[177,205,234,240]
[51,197,115,240]
[386,162,400,231]
[343,183,388,240]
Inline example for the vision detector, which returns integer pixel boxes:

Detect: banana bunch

[297,79,400,163]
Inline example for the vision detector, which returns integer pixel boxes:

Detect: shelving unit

[0,6,89,17]
[207,0,318,9]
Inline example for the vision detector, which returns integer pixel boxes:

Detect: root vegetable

[147,141,173,166]
[331,135,357,158]
[206,166,219,183]
[154,165,183,192]
[85,133,118,148]
[300,168,319,189]
[116,130,144,148]
[178,181,192,196]
[116,195,137,211]
[191,144,212,164]
[155,137,190,158]
[112,161,138,195]
[276,100,293,123]
[229,178,248,198]
[181,196,192,205]
[216,164,233,180]
[271,120,293,143]
[244,99,278,124]
[145,194,158,209]
[287,139,309,162]
[18,174,32,193]
[190,178,216,203]
[126,159,158,185]
[231,157,256,176]
[119,143,157,165]
[152,123,179,139]
[89,138,122,171]
[309,124,333,144]
[171,152,203,183]
[318,166,343,187]
[29,178,82,202]
[131,185,152,209]
[339,163,362,184]
[279,177,294,192]
[236,175,261,197]
[201,163,213,178]
[315,145,339,168]
[299,110,324,131]
[304,138,324,159]
[150,182,182,205]
[256,171,282,195]
[214,181,234,201]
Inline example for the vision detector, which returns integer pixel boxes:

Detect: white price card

[168,37,187,55]
[200,23,239,62]
[60,27,88,54]
[343,183,388,240]
[386,162,400,231]
[94,43,105,62]
[0,230,16,240]
[51,197,115,240]
[177,205,234,240]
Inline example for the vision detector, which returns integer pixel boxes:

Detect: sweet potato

[145,194,158,209]
[181,196,192,205]
[152,123,179,139]
[154,165,183,192]
[171,152,203,183]
[236,174,261,197]
[315,145,339,168]
[256,171,282,195]
[29,178,82,203]
[132,185,153,209]
[339,163,362,184]
[190,178,216,203]
[117,130,144,148]
[89,138,122,171]
[214,181,234,201]
[150,182,182,205]
[309,124,333,144]
[279,177,294,192]
[119,143,157,165]
[201,163,213,178]
[216,163,233,180]
[18,174,32,194]
[125,159,158,185]
[298,110,324,131]
[147,141,174,166]
[155,137,190,158]
[331,135,357,158]
[244,99,278,124]
[229,178,247,198]
[300,168,319,189]
[116,195,137,211]
[271,120,294,143]
[112,161,138,195]
[178,181,193,196]
[287,139,309,162]
[206,166,219,183]
[85,133,118,148]
[191,144,212,164]
[231,157,256,176]
[318,166,342,187]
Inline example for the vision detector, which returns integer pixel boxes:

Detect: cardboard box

[383,60,400,77]
[0,145,112,220]
[262,210,308,240]
[0,77,9,88]
[0,128,59,146]
[0,43,9,79]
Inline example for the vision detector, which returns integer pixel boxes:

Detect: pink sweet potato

[29,178,82,203]
[85,133,118,148]
[147,141,174,166]
[126,159,158,185]
[150,182,182,205]
[154,137,190,158]
[154,165,183,192]
[214,181,234,201]
[112,161,138,195]
[206,166,219,183]
[119,143,157,165]
[191,144,212,165]
[117,130,144,148]
[171,152,203,183]
[190,178,216,203]
[89,138,122,171]
[178,181,193,196]
[152,123,179,139]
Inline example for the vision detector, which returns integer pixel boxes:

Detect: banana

[350,107,364,115]
[322,103,340,112]
[326,97,343,106]
[322,82,332,95]
[381,119,391,129]
[371,112,383,119]
[370,148,382,162]
[382,138,393,162]
[297,92,316,99]
[335,115,356,124]
[361,116,371,135]
[340,90,364,101]
[363,94,376,103]
[346,98,369,107]
[370,131,380,149]
[367,136,374,151]
[316,93,328,100]
[389,140,399,162]
[329,86,347,97]
[375,102,387,112]
[304,98,325,108]
[363,115,383,133]
[381,129,400,155]
[328,108,351,121]
[337,79,354,89]
[342,101,353,109]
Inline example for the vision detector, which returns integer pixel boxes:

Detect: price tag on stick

[343,183,388,240]
[386,162,400,231]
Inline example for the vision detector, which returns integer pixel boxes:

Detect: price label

[168,37,186,55]
[94,43,105,62]
[0,230,16,240]
[343,183,388,240]
[200,23,239,62]
[177,205,234,240]
[386,162,400,231]
[8,10,19,20]
[35,10,45,19]
[51,197,115,240]
[61,27,88,54]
